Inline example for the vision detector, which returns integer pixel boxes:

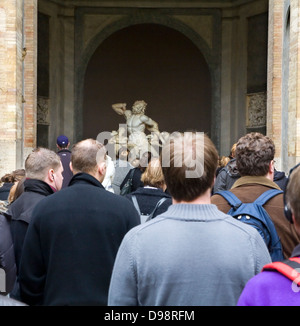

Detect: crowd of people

[0,131,300,306]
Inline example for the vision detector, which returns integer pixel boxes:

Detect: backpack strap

[145,197,167,222]
[215,190,243,210]
[120,168,135,190]
[131,195,141,215]
[254,189,283,206]
[262,257,300,285]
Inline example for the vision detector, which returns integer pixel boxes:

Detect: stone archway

[75,8,221,147]
[82,23,212,142]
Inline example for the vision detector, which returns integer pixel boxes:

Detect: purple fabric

[238,269,300,306]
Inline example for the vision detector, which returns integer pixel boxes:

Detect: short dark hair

[161,132,218,202]
[235,132,275,177]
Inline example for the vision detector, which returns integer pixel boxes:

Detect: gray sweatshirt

[108,203,271,306]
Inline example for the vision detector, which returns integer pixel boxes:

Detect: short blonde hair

[25,147,61,180]
[230,143,237,158]
[141,158,165,188]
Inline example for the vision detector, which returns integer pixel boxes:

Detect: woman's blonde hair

[141,157,165,188]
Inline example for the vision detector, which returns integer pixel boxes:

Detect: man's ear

[98,161,106,176]
[269,160,275,174]
[47,168,55,182]
[69,162,73,173]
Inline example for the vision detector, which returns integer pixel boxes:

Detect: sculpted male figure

[112,101,160,160]
[112,100,159,135]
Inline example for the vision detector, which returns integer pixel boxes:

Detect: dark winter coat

[273,170,288,191]
[0,213,16,295]
[125,187,172,219]
[120,167,144,194]
[0,183,13,201]
[213,159,240,194]
[18,173,140,306]
[58,149,73,188]
[6,179,55,274]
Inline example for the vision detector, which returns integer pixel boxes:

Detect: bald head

[71,139,106,175]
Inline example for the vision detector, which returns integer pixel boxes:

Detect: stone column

[267,0,300,172]
[0,0,37,176]
[0,0,23,176]
[23,0,37,160]
[288,0,300,169]
[267,0,284,169]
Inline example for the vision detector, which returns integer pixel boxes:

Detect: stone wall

[268,0,300,172]
[0,0,37,177]
[0,0,23,176]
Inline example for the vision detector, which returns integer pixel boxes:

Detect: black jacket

[120,167,144,193]
[0,183,13,200]
[273,170,288,191]
[19,173,140,306]
[125,187,172,219]
[0,213,16,295]
[58,149,73,188]
[213,159,240,194]
[6,179,55,274]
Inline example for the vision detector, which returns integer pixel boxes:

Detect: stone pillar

[288,0,300,169]
[23,0,37,159]
[0,0,23,176]
[267,0,300,172]
[0,0,37,177]
[267,0,284,169]
[61,8,75,146]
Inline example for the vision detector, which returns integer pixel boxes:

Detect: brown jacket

[211,176,300,259]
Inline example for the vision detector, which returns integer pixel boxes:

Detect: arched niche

[75,10,221,147]
[82,23,212,140]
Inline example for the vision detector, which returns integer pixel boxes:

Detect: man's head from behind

[235,132,275,177]
[25,147,63,190]
[71,139,107,182]
[161,132,218,202]
[57,135,69,149]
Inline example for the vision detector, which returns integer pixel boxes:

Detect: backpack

[262,257,300,286]
[120,168,135,196]
[131,195,167,223]
[215,189,284,262]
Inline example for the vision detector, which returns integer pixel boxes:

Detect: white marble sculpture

[110,100,167,163]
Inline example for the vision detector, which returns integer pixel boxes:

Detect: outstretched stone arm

[112,103,127,115]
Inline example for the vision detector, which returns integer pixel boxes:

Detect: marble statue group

[109,100,170,165]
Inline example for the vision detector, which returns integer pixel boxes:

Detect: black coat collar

[68,172,104,189]
[24,179,54,196]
